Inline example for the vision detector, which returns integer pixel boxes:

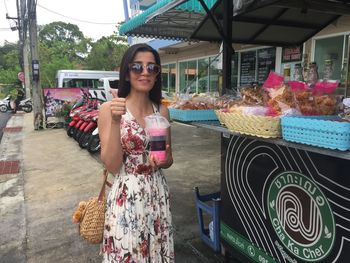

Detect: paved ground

[0,113,239,263]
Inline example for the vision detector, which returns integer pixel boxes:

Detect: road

[0,112,12,142]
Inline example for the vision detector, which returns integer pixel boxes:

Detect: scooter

[72,91,105,142]
[0,95,12,112]
[87,127,101,153]
[66,90,91,137]
[0,95,32,113]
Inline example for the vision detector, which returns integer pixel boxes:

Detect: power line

[37,3,118,25]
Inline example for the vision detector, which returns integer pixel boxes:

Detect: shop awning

[119,0,217,40]
[120,0,350,46]
[191,0,350,46]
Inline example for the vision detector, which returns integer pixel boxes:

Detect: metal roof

[119,0,217,40]
[191,0,350,46]
[120,0,350,46]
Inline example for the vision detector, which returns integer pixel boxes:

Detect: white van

[98,77,119,101]
[55,70,119,89]
[55,70,119,101]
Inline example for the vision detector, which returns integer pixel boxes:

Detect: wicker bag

[78,169,108,244]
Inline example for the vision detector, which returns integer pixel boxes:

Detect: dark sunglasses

[128,62,161,75]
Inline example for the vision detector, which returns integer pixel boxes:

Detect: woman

[98,43,174,263]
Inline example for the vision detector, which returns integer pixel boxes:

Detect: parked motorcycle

[66,90,91,137]
[0,95,32,113]
[87,127,101,153]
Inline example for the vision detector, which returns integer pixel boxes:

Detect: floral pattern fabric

[102,109,174,263]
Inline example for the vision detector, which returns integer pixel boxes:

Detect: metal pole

[222,0,233,94]
[28,0,44,129]
[345,35,350,98]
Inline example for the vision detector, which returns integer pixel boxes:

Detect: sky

[0,0,127,45]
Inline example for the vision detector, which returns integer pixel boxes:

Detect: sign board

[43,88,87,119]
[257,48,276,84]
[18,72,25,82]
[282,45,303,63]
[221,134,350,263]
[240,51,256,86]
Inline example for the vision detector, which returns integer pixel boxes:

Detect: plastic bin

[194,187,221,252]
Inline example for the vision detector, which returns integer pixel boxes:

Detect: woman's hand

[110,89,126,123]
[149,144,173,170]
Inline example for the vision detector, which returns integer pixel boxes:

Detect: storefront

[120,0,350,262]
[121,0,350,97]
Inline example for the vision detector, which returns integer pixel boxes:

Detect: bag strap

[97,169,108,203]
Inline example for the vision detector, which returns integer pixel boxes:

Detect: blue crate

[169,108,218,122]
[194,187,221,252]
[281,116,350,151]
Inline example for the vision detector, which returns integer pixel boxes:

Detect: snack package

[263,71,285,89]
[288,81,314,115]
[288,80,338,116]
[171,92,218,110]
[339,97,350,121]
[239,85,269,105]
[313,80,339,115]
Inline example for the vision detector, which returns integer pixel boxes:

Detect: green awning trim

[119,0,217,36]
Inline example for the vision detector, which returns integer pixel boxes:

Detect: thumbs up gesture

[110,89,126,122]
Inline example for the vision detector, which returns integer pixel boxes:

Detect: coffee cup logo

[267,172,335,262]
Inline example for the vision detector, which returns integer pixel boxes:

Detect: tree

[38,22,91,87]
[39,22,91,64]
[86,34,128,70]
[0,42,21,97]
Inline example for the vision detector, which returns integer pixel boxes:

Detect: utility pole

[16,0,31,98]
[28,0,44,130]
[21,0,31,98]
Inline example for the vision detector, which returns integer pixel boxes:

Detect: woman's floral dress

[102,108,174,263]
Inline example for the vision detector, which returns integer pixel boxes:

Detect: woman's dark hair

[118,43,162,104]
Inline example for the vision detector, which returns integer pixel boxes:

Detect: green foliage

[55,102,73,123]
[1,21,130,90]
[86,34,128,70]
[39,42,75,87]
[39,22,91,65]
[0,42,21,96]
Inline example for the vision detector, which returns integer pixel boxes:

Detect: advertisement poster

[43,88,86,119]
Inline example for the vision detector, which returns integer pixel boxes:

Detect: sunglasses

[128,62,161,75]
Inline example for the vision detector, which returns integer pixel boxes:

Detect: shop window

[314,35,343,81]
[161,66,169,92]
[180,60,198,93]
[198,58,209,93]
[161,63,176,95]
[169,63,176,93]
[179,56,223,94]
[209,56,220,93]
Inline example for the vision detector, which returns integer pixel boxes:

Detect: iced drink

[148,128,167,161]
[144,114,170,162]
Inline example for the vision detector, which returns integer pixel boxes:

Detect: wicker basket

[218,111,281,138]
[215,110,228,125]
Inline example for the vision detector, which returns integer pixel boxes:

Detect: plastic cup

[148,128,167,161]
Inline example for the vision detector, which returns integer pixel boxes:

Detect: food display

[212,71,349,140]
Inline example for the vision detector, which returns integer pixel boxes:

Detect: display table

[188,121,350,263]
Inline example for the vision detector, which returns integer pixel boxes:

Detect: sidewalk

[0,113,224,263]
